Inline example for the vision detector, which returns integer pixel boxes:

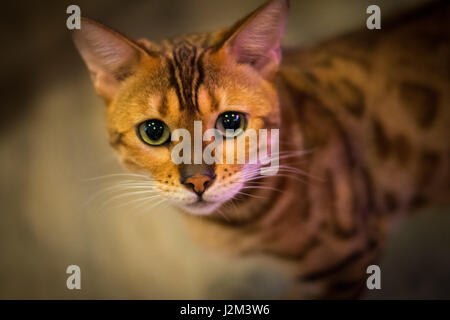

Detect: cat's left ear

[221,0,289,78]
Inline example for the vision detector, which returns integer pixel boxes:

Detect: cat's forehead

[113,40,216,126]
[155,29,227,53]
[113,30,267,125]
[135,36,224,114]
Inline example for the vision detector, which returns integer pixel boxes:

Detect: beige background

[1,0,449,299]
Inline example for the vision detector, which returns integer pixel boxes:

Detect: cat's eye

[138,119,171,146]
[215,111,247,138]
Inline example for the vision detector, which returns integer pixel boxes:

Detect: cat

[72,0,449,299]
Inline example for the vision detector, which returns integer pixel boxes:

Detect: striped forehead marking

[167,42,206,113]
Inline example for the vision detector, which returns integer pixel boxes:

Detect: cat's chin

[178,200,222,215]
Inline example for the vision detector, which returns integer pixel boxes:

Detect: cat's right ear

[72,18,152,103]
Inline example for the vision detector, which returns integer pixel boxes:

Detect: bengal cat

[72,0,450,299]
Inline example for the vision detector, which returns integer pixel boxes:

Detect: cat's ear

[72,18,152,103]
[221,0,289,78]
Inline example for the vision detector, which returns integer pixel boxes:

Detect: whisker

[241,185,282,193]
[84,184,158,206]
[245,173,308,184]
[108,194,161,210]
[84,173,150,182]
[235,191,267,200]
[133,197,167,216]
[216,206,230,222]
[98,190,160,209]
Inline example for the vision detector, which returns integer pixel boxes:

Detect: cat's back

[279,0,450,211]
[280,0,449,113]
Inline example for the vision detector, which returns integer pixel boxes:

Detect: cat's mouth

[186,199,213,208]
[180,198,222,215]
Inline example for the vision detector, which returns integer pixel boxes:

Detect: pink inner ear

[226,0,288,72]
[232,33,282,66]
[72,18,147,102]
[272,47,282,64]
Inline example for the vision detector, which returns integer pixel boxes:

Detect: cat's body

[73,0,449,299]
[185,1,450,299]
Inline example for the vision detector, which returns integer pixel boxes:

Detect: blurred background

[1,0,449,299]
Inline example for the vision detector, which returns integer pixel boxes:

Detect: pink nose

[183,174,214,196]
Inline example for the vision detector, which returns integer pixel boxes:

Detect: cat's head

[73,0,289,215]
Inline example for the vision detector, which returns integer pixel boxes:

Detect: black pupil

[221,112,242,131]
[145,120,165,141]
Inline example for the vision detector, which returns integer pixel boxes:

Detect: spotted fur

[73,0,450,299]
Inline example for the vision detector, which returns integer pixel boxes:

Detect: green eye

[138,119,171,146]
[215,111,247,138]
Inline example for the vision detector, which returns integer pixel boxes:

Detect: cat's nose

[182,174,215,196]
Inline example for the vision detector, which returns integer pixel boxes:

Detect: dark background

[0,0,449,299]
